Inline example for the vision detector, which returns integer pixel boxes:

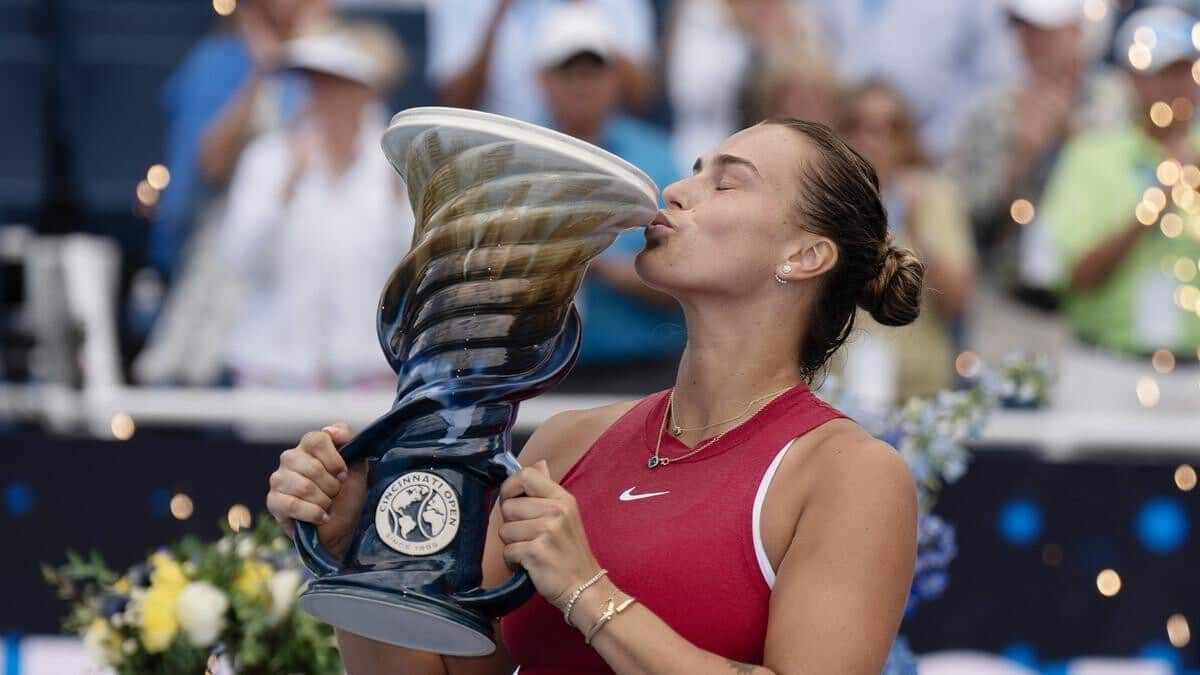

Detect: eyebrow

[692,153,762,178]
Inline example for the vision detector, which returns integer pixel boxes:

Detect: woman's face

[842,90,905,177]
[636,124,816,298]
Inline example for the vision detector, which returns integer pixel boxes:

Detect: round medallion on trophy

[375,471,461,556]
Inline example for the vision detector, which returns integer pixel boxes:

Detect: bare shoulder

[805,422,917,512]
[518,399,641,480]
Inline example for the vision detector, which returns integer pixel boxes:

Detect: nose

[661,177,689,211]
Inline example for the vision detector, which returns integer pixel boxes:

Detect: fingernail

[321,512,331,524]
[337,471,349,481]
[322,426,339,435]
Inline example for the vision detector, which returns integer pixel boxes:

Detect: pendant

[647,456,660,469]
[670,425,682,436]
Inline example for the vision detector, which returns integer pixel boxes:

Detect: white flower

[176,581,229,647]
[236,537,255,559]
[122,639,137,655]
[216,538,233,555]
[83,619,122,666]
[267,569,304,626]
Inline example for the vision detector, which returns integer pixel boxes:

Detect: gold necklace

[668,385,795,436]
[648,386,794,469]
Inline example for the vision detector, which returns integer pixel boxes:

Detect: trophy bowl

[292,107,658,656]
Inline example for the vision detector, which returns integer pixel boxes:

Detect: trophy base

[299,582,497,656]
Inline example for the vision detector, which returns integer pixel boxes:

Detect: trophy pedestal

[299,581,497,656]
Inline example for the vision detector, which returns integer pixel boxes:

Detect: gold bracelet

[585,595,637,645]
[561,568,608,625]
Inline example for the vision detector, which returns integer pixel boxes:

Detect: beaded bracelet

[561,568,608,625]
[585,595,637,645]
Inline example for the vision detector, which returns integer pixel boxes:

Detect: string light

[1084,0,1108,21]
[1010,199,1035,225]
[955,351,982,378]
[1153,349,1177,374]
[146,164,170,191]
[227,504,252,532]
[1097,569,1122,597]
[1137,376,1161,408]
[1151,101,1175,127]
[1168,614,1191,648]
[110,413,135,441]
[213,0,236,16]
[1162,213,1185,238]
[170,493,195,520]
[1175,465,1197,492]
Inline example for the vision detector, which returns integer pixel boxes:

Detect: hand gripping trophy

[293,107,658,656]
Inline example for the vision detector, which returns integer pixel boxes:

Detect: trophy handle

[450,567,535,618]
[293,434,374,577]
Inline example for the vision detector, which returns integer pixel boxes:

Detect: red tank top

[501,383,848,673]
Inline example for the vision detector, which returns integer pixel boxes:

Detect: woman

[268,119,922,673]
[836,82,977,406]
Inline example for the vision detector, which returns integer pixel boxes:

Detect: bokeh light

[1137,376,1161,407]
[1084,0,1108,22]
[1161,213,1184,238]
[146,164,171,190]
[1168,614,1191,648]
[1172,184,1196,210]
[955,351,982,378]
[1174,257,1198,282]
[135,180,159,207]
[1173,97,1195,122]
[170,493,194,520]
[1152,349,1177,374]
[998,499,1043,547]
[1158,159,1181,185]
[1136,497,1189,554]
[227,504,252,532]
[1010,199,1035,225]
[1136,201,1160,225]
[1135,27,1158,48]
[213,0,236,16]
[1151,101,1175,127]
[1145,187,1168,211]
[1177,285,1200,311]
[1131,44,1153,71]
[110,413,135,441]
[1096,569,1122,597]
[1176,465,1198,491]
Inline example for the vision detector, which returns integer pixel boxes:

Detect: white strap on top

[752,439,798,589]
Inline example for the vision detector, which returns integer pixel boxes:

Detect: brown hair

[837,81,928,169]
[763,118,925,383]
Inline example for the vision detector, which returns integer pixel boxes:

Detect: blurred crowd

[6,0,1200,414]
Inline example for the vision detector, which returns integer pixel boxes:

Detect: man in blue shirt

[534,2,685,391]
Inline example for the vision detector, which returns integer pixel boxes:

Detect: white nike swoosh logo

[619,487,671,502]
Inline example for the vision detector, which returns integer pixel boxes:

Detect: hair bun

[857,245,925,327]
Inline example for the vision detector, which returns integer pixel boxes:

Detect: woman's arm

[499,432,917,675]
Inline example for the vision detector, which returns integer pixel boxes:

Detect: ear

[777,237,837,283]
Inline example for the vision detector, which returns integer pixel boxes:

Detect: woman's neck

[670,295,807,443]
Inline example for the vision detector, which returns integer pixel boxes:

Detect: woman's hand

[497,460,602,609]
[267,423,367,559]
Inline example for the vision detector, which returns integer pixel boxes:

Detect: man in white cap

[1040,5,1200,410]
[531,2,685,392]
[950,0,1125,306]
[218,24,416,389]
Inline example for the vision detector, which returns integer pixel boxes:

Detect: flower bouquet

[44,516,342,675]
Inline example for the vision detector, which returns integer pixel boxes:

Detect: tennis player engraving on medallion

[291,107,658,657]
[376,471,461,556]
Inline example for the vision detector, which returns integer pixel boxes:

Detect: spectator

[150,0,331,279]
[951,0,1128,305]
[1042,6,1200,410]
[807,0,1020,159]
[427,0,656,124]
[667,0,825,175]
[135,0,333,385]
[745,53,839,127]
[836,82,977,406]
[533,3,685,393]
[219,24,415,388]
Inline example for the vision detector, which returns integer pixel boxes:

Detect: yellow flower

[114,576,132,595]
[234,560,273,600]
[84,618,122,666]
[139,553,188,653]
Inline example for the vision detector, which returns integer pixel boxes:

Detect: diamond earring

[782,264,792,274]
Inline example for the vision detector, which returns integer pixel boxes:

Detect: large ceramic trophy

[293,107,658,656]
